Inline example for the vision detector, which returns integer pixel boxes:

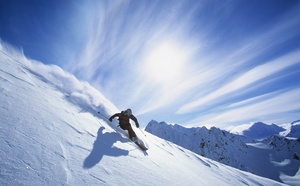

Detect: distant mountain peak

[242,122,285,140]
[291,119,300,125]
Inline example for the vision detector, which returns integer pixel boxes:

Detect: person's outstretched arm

[130,115,140,128]
[109,113,120,121]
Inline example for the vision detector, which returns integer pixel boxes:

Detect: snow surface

[0,43,286,185]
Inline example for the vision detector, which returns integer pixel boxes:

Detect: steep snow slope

[146,120,300,185]
[0,44,286,185]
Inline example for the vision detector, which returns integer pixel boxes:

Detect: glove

[109,118,112,122]
[136,123,140,128]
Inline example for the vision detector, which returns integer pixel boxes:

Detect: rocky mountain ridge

[145,120,300,184]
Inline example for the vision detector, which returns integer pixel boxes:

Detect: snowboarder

[109,109,140,142]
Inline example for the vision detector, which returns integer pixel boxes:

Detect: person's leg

[126,125,137,139]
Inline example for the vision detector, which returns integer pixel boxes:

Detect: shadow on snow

[83,127,129,169]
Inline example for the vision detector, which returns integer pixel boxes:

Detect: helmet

[124,108,132,116]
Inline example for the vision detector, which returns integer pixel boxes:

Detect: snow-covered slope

[0,43,285,185]
[145,120,300,185]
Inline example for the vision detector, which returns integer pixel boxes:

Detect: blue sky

[1,0,300,128]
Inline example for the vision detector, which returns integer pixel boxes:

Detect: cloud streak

[177,49,300,114]
[64,1,300,127]
[203,87,300,126]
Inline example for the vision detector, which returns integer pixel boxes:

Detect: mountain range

[145,120,300,185]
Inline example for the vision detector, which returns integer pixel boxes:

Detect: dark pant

[120,124,137,139]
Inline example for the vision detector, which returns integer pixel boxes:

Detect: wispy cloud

[177,49,300,114]
[68,1,203,109]
[64,1,300,127]
[202,87,300,126]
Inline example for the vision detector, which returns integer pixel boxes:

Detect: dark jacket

[109,112,139,128]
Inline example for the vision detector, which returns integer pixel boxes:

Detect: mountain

[286,120,300,138]
[242,122,286,139]
[0,43,285,185]
[145,120,300,185]
[229,121,300,139]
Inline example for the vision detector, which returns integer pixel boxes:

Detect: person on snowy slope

[109,109,140,142]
